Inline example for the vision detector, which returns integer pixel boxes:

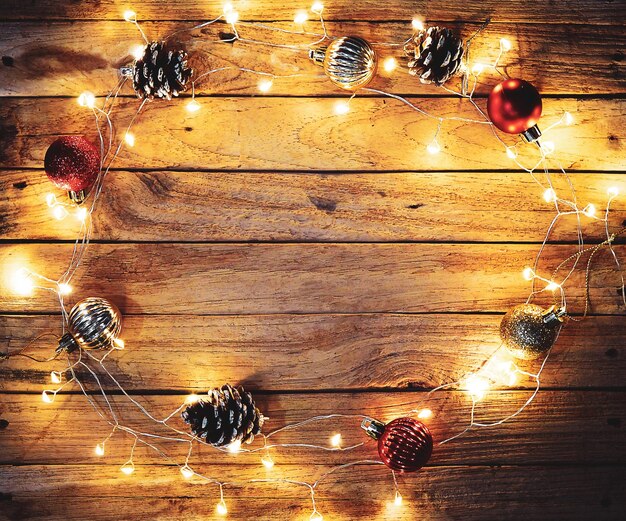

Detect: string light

[310,511,323,521]
[225,8,239,25]
[186,99,202,112]
[294,10,308,24]
[10,268,34,296]
[383,57,397,73]
[258,79,273,93]
[261,455,275,469]
[522,267,535,280]
[75,207,89,222]
[41,390,55,404]
[500,38,512,51]
[113,338,125,350]
[95,443,105,456]
[471,63,484,75]
[185,394,201,404]
[216,500,228,516]
[123,10,136,22]
[545,281,560,292]
[58,282,72,296]
[130,44,144,61]
[394,491,403,506]
[180,465,194,479]
[506,146,518,159]
[46,193,57,207]
[582,203,596,218]
[311,2,324,14]
[77,91,96,109]
[463,374,490,401]
[411,18,424,32]
[120,461,135,475]
[427,140,441,155]
[50,371,62,384]
[607,186,619,197]
[541,141,555,155]
[564,111,574,125]
[417,408,433,419]
[124,132,136,147]
[543,188,557,203]
[330,433,342,447]
[227,440,242,453]
[53,205,69,220]
[334,101,350,115]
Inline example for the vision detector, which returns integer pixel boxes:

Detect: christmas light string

[2,4,625,518]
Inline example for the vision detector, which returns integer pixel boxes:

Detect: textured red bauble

[44,136,100,193]
[487,79,542,137]
[362,416,433,473]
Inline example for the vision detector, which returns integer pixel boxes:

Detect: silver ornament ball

[57,297,122,353]
[309,36,377,90]
[500,304,565,360]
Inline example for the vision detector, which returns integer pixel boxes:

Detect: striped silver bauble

[309,36,377,90]
[56,297,122,353]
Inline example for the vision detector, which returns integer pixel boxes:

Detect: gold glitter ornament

[500,304,566,360]
[309,36,377,90]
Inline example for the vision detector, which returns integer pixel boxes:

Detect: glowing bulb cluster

[77,91,96,109]
[464,374,490,401]
[11,268,34,296]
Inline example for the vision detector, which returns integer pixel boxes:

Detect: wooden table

[0,1,625,519]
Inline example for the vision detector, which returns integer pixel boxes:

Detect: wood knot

[0,419,8,430]
[12,181,27,190]
[1,56,14,67]
[308,195,337,213]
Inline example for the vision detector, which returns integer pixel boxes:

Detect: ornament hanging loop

[360,417,385,440]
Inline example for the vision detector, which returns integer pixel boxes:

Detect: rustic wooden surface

[0,1,625,520]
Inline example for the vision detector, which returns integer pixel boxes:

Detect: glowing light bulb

[130,44,144,61]
[227,439,242,453]
[58,283,72,296]
[42,390,55,404]
[180,465,194,479]
[294,11,308,24]
[75,207,89,222]
[124,132,135,147]
[11,268,34,296]
[123,10,136,22]
[225,10,239,24]
[582,203,596,218]
[311,2,324,14]
[186,99,202,113]
[541,141,555,155]
[50,371,62,384]
[216,500,228,516]
[113,338,125,350]
[543,188,557,203]
[330,433,342,448]
[258,79,273,93]
[394,491,403,506]
[564,111,574,125]
[417,408,432,420]
[185,394,201,404]
[464,374,490,401]
[608,187,619,197]
[223,2,234,13]
[77,91,96,109]
[310,511,323,521]
[120,461,135,475]
[53,205,69,220]
[411,18,425,32]
[545,281,560,292]
[522,267,535,281]
[506,146,518,159]
[95,443,105,456]
[334,101,350,115]
[383,57,397,73]
[500,38,512,51]
[471,63,484,75]
[427,141,440,155]
[261,455,274,469]
[46,193,57,207]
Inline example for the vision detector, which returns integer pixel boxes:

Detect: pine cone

[182,384,264,447]
[132,41,192,100]
[405,26,464,86]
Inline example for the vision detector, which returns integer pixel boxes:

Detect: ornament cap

[309,47,327,66]
[56,332,79,354]
[542,305,566,325]
[360,417,386,440]
[68,190,87,205]
[521,124,542,143]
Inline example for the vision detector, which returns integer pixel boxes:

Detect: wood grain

[1,314,624,392]
[0,391,624,465]
[0,21,624,96]
[1,243,624,314]
[3,170,625,242]
[0,465,623,521]
[1,97,625,171]
[1,0,624,24]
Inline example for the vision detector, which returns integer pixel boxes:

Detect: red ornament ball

[377,417,433,473]
[487,78,542,135]
[44,136,100,193]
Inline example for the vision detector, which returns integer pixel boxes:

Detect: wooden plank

[0,391,624,465]
[3,170,626,242]
[1,314,624,392]
[0,464,623,521]
[1,243,624,314]
[1,22,624,96]
[0,0,624,24]
[1,97,624,171]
